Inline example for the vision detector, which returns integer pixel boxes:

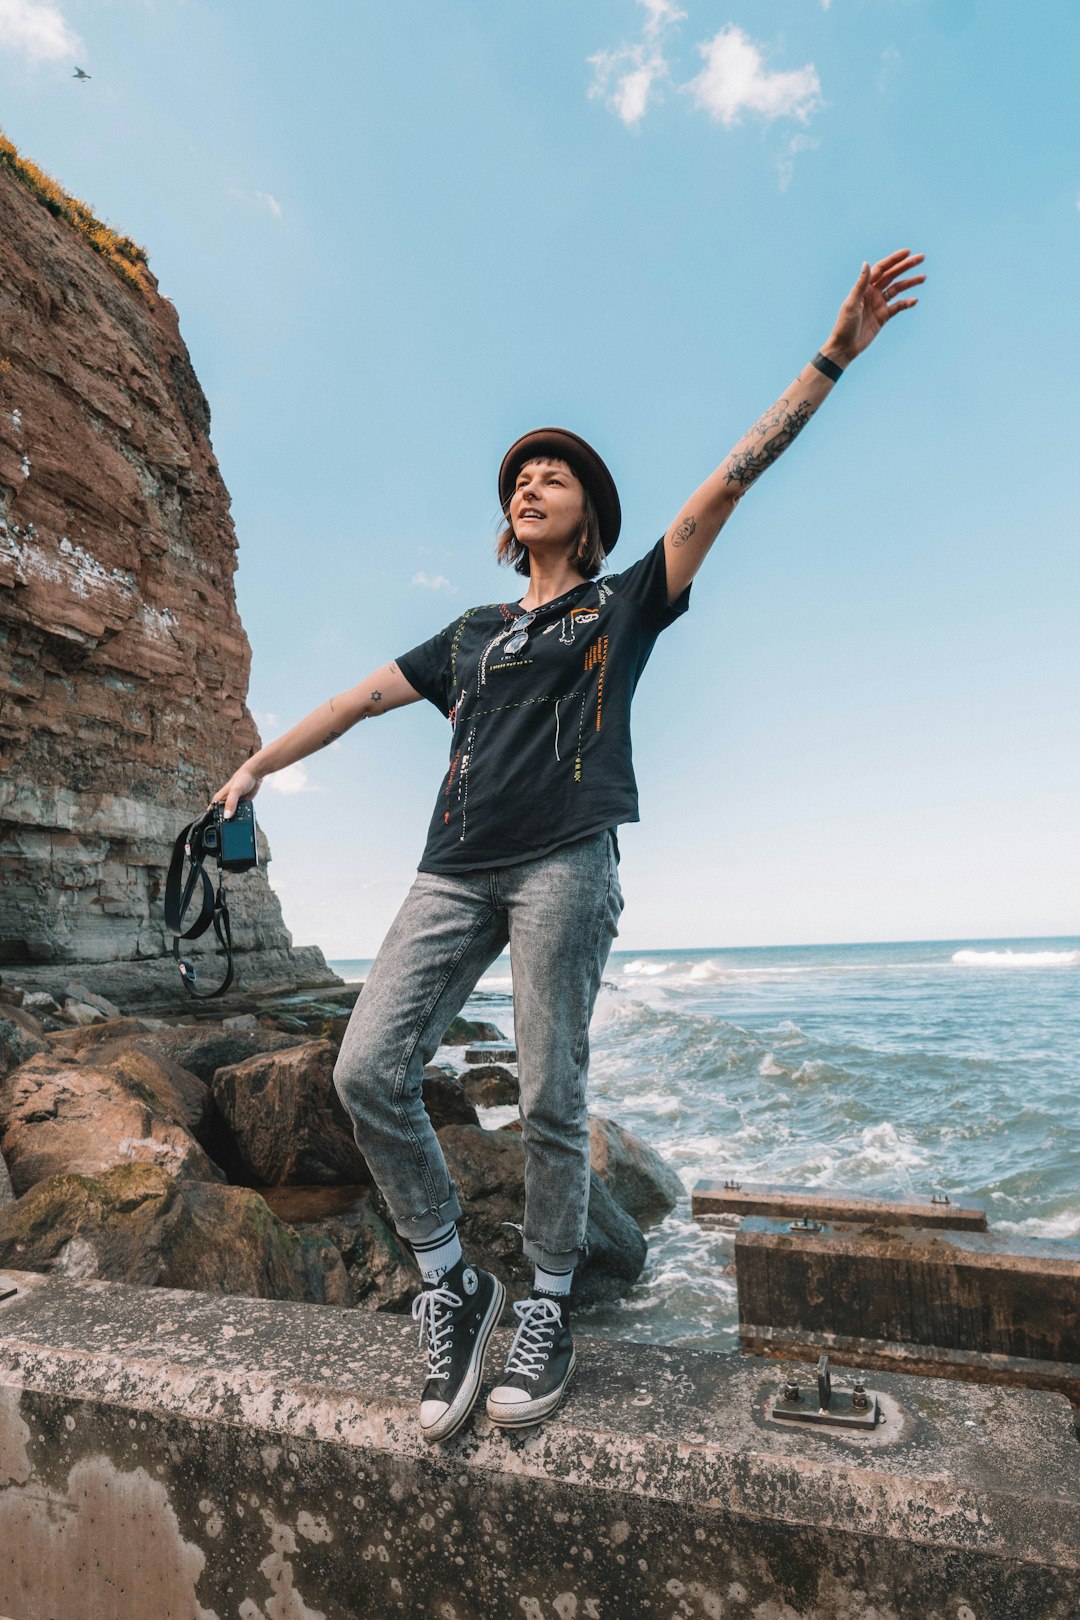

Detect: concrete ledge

[693,1179,988,1231]
[735,1218,1080,1406]
[0,1269,1078,1618]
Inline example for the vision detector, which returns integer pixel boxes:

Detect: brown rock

[0,1163,350,1305]
[0,1048,221,1195]
[45,1016,166,1056]
[421,1072,480,1131]
[262,1185,415,1313]
[0,141,339,1001]
[589,1116,684,1226]
[437,1123,647,1307]
[0,1005,47,1079]
[461,1063,519,1108]
[93,1021,307,1084]
[211,1039,371,1187]
[442,1016,505,1046]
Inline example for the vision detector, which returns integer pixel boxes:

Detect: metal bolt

[851,1375,869,1410]
[782,1379,800,1403]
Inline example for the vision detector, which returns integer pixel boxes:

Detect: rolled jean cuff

[522,1237,582,1273]
[390,1189,464,1246]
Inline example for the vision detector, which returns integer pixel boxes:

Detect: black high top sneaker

[485,1292,576,1429]
[410,1255,506,1444]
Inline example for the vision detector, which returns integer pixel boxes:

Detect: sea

[326,936,1080,1352]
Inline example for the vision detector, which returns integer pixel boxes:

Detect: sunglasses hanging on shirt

[503,612,536,655]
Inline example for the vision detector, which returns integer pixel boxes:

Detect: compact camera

[193,799,259,873]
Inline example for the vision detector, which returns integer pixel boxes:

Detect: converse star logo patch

[462,1267,478,1295]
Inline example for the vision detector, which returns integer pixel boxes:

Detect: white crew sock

[408,1222,462,1285]
[532,1263,574,1297]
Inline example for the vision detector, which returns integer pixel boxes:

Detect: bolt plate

[772,1387,880,1430]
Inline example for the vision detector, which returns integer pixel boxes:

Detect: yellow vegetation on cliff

[0,126,151,296]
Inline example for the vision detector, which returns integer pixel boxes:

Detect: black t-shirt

[396,534,692,873]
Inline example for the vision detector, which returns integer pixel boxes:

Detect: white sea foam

[951,948,1080,967]
[758,1053,786,1078]
[623,958,674,977]
[996,1212,1080,1240]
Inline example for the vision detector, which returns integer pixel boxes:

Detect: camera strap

[164,813,236,999]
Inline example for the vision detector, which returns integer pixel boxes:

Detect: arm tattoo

[320,728,345,748]
[670,515,697,549]
[370,689,382,702]
[725,396,814,493]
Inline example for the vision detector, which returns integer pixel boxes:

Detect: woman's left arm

[663,248,926,603]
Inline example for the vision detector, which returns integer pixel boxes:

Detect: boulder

[421,1072,480,1131]
[262,1185,415,1313]
[63,983,124,1020]
[589,1116,684,1226]
[0,1006,47,1081]
[117,1023,306,1086]
[21,991,62,1017]
[211,1039,371,1187]
[45,1017,169,1056]
[0,1146,12,1207]
[0,1163,351,1305]
[442,1015,505,1046]
[0,984,24,1008]
[436,1123,647,1307]
[461,1063,519,1108]
[0,1048,222,1196]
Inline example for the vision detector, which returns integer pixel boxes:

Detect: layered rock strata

[0,144,338,1006]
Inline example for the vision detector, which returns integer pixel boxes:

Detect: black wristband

[811,350,845,382]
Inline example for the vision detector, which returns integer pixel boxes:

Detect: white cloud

[412,571,453,591]
[251,708,281,732]
[685,26,821,127]
[0,0,81,61]
[640,0,686,36]
[587,0,685,129]
[264,762,320,795]
[255,190,282,220]
[778,132,821,192]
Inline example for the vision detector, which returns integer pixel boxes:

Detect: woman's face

[510,457,586,558]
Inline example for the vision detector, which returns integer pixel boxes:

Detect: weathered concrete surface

[694,1179,988,1231]
[0,1270,1077,1619]
[737,1217,1080,1403]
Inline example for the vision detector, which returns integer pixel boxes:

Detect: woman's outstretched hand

[826,249,925,366]
[209,763,263,820]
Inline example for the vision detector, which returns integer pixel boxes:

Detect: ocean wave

[622,958,675,977]
[951,948,1080,967]
[996,1211,1080,1240]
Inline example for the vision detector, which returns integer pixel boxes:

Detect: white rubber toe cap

[487,1384,530,1409]
[420,1399,450,1429]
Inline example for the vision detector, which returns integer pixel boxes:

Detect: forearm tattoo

[670,515,697,549]
[725,396,814,493]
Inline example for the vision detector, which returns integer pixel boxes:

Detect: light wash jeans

[332,828,624,1272]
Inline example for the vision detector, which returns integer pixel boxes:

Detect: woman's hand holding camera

[209,763,263,820]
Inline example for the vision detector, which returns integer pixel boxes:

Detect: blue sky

[3,0,1078,955]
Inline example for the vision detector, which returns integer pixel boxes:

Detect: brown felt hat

[499,427,622,554]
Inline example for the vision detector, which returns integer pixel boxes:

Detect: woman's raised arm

[662,249,926,604]
[210,659,423,818]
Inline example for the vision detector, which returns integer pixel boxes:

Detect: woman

[212,249,924,1443]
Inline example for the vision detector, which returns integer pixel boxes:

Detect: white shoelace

[412,1283,462,1380]
[502,1296,563,1381]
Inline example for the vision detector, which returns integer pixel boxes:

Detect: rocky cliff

[0,139,340,1008]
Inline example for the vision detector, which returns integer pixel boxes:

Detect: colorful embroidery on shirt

[584,634,609,732]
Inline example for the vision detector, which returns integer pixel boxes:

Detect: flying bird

[73,66,91,80]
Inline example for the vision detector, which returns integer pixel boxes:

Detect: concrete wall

[0,1268,1078,1619]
